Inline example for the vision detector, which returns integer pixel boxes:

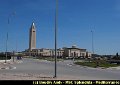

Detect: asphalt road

[1,58,120,80]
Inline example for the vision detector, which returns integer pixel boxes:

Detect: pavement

[0,59,74,80]
[0,59,68,80]
[0,73,82,80]
[0,58,120,80]
[0,59,22,70]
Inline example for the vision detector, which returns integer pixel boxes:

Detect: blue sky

[0,0,120,55]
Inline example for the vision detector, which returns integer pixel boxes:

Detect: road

[0,58,120,80]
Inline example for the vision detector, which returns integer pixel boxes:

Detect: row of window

[70,53,85,57]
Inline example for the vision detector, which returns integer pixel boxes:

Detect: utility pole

[5,31,8,63]
[54,0,58,78]
[91,30,94,55]
[5,12,15,63]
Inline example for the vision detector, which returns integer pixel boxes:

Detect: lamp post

[5,30,8,63]
[16,40,17,53]
[5,12,15,63]
[5,16,10,63]
[91,30,94,55]
[54,0,58,78]
[13,39,17,62]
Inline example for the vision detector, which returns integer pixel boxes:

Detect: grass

[74,60,120,68]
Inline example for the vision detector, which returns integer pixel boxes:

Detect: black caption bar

[0,80,120,85]
[33,80,120,85]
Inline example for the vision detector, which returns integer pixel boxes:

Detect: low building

[50,48,64,58]
[64,45,91,58]
[23,48,51,57]
[23,45,92,58]
[86,52,92,58]
[40,48,51,57]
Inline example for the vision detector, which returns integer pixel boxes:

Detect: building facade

[50,48,64,58]
[23,45,91,58]
[64,45,88,58]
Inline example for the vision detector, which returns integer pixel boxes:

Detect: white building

[50,48,64,58]
[23,45,91,59]
[23,48,51,57]
[64,45,91,58]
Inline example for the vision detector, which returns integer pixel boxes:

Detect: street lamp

[91,30,94,55]
[5,12,15,63]
[15,40,17,59]
[5,30,8,63]
[13,36,17,62]
[54,0,58,78]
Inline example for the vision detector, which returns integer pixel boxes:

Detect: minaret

[29,22,36,51]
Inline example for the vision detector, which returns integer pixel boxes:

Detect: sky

[0,0,120,55]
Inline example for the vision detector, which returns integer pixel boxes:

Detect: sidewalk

[0,59,22,69]
[107,66,120,70]
[0,73,83,80]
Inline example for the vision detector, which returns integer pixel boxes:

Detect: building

[23,23,92,58]
[50,48,64,58]
[29,22,36,51]
[64,45,91,58]
[57,48,64,58]
[23,46,91,58]
[86,51,92,58]
[24,48,52,57]
[24,49,40,56]
[39,48,51,57]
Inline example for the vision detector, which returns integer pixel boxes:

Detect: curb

[0,66,16,70]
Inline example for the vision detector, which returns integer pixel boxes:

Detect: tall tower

[29,22,36,51]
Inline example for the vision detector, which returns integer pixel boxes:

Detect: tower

[29,22,36,51]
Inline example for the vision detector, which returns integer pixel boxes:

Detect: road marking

[67,64,74,66]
